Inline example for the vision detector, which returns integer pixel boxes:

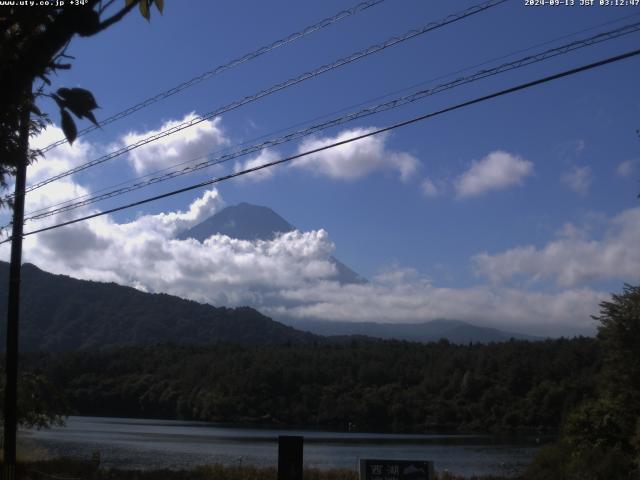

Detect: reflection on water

[24,416,541,477]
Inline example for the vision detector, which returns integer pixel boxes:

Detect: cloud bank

[1,123,630,338]
[473,207,640,287]
[2,182,612,336]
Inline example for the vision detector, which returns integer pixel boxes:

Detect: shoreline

[6,458,517,480]
[20,416,539,478]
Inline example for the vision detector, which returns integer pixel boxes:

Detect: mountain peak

[177,203,294,242]
[176,203,366,285]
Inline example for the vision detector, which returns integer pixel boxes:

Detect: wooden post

[278,435,303,480]
[3,100,30,480]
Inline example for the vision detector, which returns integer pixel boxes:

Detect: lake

[23,416,543,478]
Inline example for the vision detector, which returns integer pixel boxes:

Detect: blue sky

[1,0,639,336]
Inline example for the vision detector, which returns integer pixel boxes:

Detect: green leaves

[139,0,149,20]
[60,110,77,145]
[135,0,164,21]
[0,368,69,429]
[57,87,99,124]
[53,87,99,144]
[57,87,98,110]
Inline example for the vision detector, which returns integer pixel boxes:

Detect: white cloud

[233,150,277,182]
[0,125,94,226]
[1,181,613,336]
[555,222,587,241]
[269,282,603,336]
[616,159,637,178]
[473,206,640,287]
[3,194,339,304]
[293,128,419,181]
[128,188,224,238]
[0,129,627,338]
[455,150,533,198]
[123,113,229,174]
[28,125,95,184]
[420,178,439,197]
[563,165,592,196]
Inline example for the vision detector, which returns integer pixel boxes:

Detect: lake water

[23,416,542,478]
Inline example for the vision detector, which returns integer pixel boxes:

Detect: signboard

[359,459,435,480]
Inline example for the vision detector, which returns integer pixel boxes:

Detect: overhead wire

[17,20,640,225]
[39,0,388,153]
[12,0,508,200]
[26,8,639,222]
[2,46,638,244]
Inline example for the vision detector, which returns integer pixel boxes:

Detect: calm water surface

[24,416,542,477]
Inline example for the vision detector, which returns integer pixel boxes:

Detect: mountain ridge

[289,318,541,343]
[0,261,320,352]
[0,261,546,349]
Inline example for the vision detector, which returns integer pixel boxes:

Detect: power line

[13,0,507,199]
[20,19,640,222]
[28,9,638,221]
[19,20,640,224]
[3,46,638,245]
[38,0,387,154]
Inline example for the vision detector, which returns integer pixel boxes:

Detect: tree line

[4,284,638,479]
[19,336,600,434]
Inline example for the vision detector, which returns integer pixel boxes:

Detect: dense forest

[21,337,600,434]
[5,284,639,479]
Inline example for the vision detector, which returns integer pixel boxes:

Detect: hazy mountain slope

[290,319,541,344]
[0,262,320,352]
[177,202,367,285]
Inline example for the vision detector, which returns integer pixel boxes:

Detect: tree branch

[99,0,118,15]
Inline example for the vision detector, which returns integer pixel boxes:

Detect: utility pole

[3,99,30,480]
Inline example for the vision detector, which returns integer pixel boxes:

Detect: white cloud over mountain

[1,123,634,337]
[270,282,602,335]
[1,180,610,336]
[455,151,533,198]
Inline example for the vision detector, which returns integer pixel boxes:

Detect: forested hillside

[23,337,600,433]
[0,262,319,351]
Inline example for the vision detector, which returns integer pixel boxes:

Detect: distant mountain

[178,202,294,242]
[0,261,536,353]
[289,318,541,344]
[0,262,320,352]
[177,202,366,285]
[176,203,540,344]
